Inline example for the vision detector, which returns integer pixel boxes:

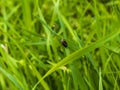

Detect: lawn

[0,0,120,90]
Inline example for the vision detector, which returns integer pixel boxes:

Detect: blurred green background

[0,0,120,90]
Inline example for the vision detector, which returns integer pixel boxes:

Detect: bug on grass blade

[61,39,67,47]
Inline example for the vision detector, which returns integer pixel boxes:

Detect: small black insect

[61,39,67,47]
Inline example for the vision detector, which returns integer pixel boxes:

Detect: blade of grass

[22,0,32,30]
[99,68,103,90]
[70,64,88,90]
[0,66,23,90]
[59,13,77,40]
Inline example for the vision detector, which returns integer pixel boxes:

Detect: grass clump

[0,0,120,90]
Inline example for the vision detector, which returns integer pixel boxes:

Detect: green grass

[0,0,120,90]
